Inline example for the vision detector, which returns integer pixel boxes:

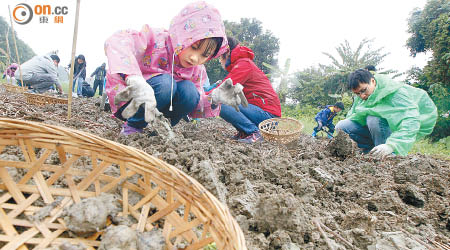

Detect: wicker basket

[259,117,303,144]
[24,92,68,106]
[0,118,246,250]
[1,84,26,94]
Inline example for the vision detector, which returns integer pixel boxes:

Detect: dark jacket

[221,45,281,117]
[315,105,338,125]
[91,64,106,81]
[69,55,86,80]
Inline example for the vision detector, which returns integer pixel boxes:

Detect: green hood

[346,74,437,156]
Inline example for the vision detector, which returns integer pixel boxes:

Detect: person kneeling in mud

[336,69,437,157]
[104,2,245,136]
[213,36,281,144]
[312,102,344,139]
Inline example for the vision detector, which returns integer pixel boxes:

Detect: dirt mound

[1,90,449,249]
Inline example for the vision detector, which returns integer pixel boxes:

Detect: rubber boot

[311,131,317,138]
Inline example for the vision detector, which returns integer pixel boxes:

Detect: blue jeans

[335,116,391,153]
[220,103,277,135]
[127,74,200,128]
[72,78,83,96]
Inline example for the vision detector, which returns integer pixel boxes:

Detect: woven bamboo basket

[24,93,68,106]
[0,118,246,250]
[1,84,26,94]
[259,117,303,144]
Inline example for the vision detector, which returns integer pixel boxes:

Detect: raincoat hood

[226,45,254,72]
[10,63,18,69]
[168,1,228,58]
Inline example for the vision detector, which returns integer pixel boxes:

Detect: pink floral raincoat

[104,1,228,118]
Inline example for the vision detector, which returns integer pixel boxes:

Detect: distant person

[15,54,63,94]
[90,63,106,96]
[68,54,86,97]
[312,102,344,139]
[215,36,281,143]
[104,1,239,136]
[336,69,437,157]
[2,63,18,84]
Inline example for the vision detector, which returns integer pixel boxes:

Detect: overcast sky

[1,0,430,81]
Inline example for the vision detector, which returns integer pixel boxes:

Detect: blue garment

[203,81,218,92]
[125,74,200,128]
[313,105,338,133]
[336,116,392,153]
[220,103,277,135]
[72,78,83,96]
[315,105,338,126]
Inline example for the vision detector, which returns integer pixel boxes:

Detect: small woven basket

[24,92,68,106]
[1,84,26,94]
[259,117,303,144]
[0,118,246,250]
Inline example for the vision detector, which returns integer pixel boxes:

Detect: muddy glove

[114,75,161,123]
[210,78,248,112]
[370,144,393,157]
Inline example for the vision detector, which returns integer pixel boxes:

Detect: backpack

[81,81,95,97]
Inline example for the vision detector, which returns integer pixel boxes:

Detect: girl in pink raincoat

[2,63,18,84]
[104,1,228,135]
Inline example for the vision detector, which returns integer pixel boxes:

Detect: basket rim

[0,118,247,250]
[259,117,303,136]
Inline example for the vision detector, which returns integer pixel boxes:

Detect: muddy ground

[0,89,449,250]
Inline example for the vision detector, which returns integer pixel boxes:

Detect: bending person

[15,54,63,94]
[336,69,437,157]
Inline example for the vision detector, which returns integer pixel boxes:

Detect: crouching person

[15,54,63,94]
[312,102,344,138]
[336,69,437,157]
[216,36,281,143]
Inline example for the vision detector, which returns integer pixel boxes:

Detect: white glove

[210,78,248,112]
[370,144,394,157]
[114,75,161,123]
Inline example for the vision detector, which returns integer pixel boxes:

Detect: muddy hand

[210,78,248,112]
[114,75,161,123]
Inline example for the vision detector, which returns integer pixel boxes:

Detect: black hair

[77,54,85,61]
[364,65,376,71]
[222,36,240,59]
[50,54,60,63]
[334,102,344,110]
[197,37,223,58]
[348,69,373,90]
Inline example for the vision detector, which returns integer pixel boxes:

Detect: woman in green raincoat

[336,69,437,157]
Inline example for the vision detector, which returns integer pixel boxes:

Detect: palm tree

[263,58,292,104]
[321,38,397,95]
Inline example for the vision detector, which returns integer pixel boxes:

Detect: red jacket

[224,45,281,117]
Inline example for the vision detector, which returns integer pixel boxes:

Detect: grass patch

[283,108,450,158]
[410,139,450,160]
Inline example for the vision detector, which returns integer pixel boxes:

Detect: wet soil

[1,90,449,249]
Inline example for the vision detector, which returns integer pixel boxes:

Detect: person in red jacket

[218,36,281,143]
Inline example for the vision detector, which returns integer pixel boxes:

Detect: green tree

[321,38,395,95]
[0,16,35,71]
[288,38,394,108]
[289,66,332,106]
[406,0,450,140]
[205,18,280,83]
[263,58,292,104]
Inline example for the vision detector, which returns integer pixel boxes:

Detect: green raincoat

[346,74,437,156]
